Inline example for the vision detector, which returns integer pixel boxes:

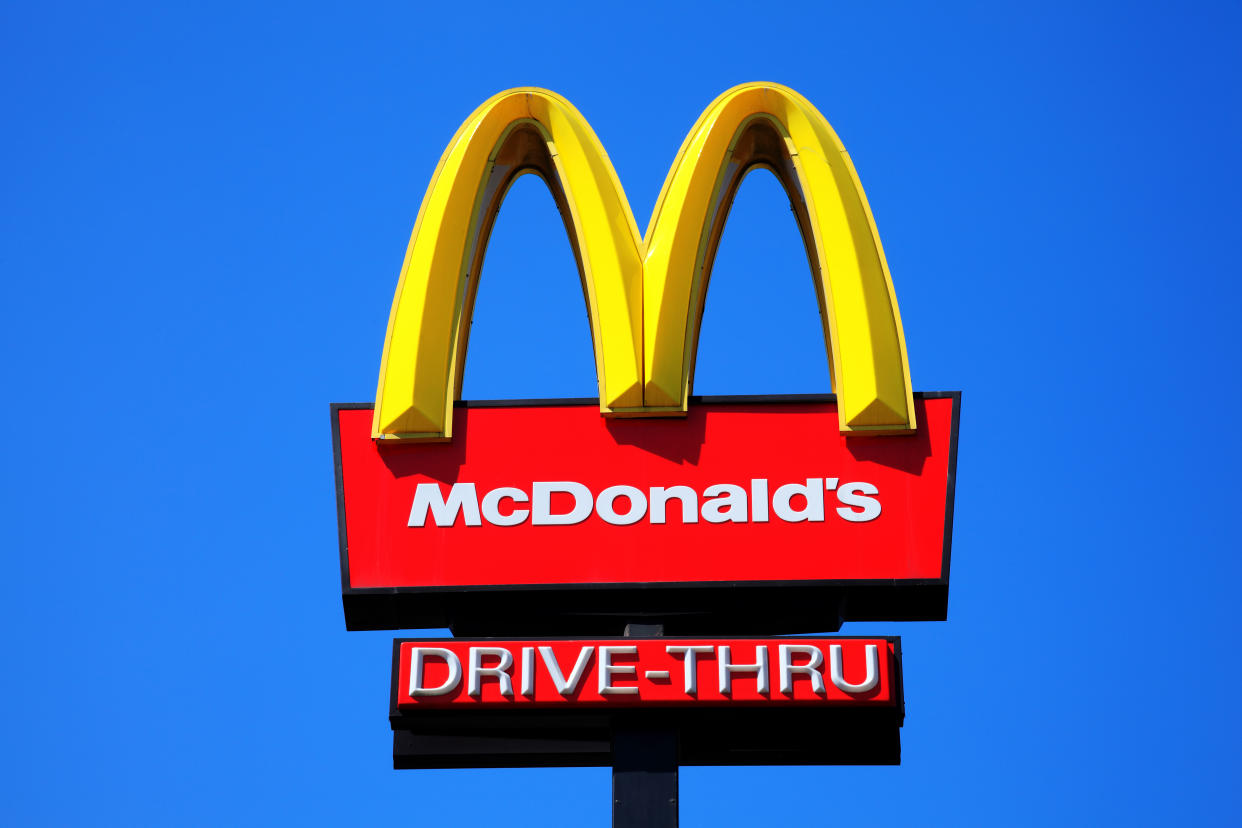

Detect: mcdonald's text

[408,477,881,528]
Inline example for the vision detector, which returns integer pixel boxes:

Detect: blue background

[4,2,1240,824]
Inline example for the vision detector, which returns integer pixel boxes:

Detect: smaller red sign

[393,638,898,709]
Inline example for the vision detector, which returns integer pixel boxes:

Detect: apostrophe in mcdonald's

[373,83,916,441]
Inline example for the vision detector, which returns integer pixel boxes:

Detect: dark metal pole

[613,623,678,828]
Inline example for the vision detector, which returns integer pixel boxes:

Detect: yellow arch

[642,84,915,432]
[374,84,914,441]
[373,88,644,440]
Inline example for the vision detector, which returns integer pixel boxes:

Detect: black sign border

[332,392,959,634]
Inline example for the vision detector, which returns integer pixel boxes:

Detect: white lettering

[777,644,825,695]
[520,646,535,696]
[467,646,514,697]
[598,645,639,695]
[481,486,529,526]
[538,646,594,695]
[408,647,462,697]
[829,644,880,694]
[666,644,714,695]
[407,477,882,528]
[836,482,882,522]
[718,644,770,694]
[409,482,481,527]
[596,485,648,526]
[649,486,698,524]
[772,478,825,522]
[701,484,748,523]
[750,479,769,522]
[531,481,593,526]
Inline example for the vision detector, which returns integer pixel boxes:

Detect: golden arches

[372,89,643,440]
[374,84,914,441]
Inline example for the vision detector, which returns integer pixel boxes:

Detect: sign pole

[613,624,678,828]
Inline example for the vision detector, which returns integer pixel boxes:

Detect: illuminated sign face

[389,637,904,768]
[394,638,898,706]
[334,395,956,631]
[333,83,959,633]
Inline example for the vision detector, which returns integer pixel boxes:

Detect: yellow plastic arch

[374,83,914,441]
[642,84,915,432]
[373,88,644,440]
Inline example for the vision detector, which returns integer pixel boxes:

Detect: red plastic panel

[338,398,953,589]
[394,638,898,709]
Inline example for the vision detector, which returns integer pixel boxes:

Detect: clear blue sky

[4,2,1240,825]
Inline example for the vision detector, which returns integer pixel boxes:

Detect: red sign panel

[389,635,905,768]
[333,394,958,631]
[394,637,898,710]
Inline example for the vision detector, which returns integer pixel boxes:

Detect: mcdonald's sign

[333,83,960,633]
